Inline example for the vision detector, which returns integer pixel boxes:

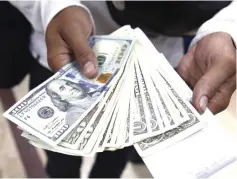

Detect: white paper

[143,113,237,179]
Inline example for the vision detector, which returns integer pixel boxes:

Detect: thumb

[46,30,72,72]
[58,8,98,78]
[192,64,234,113]
[60,26,98,78]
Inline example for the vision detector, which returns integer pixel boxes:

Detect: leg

[29,59,83,178]
[0,89,47,177]
[89,146,133,178]
[0,89,16,109]
[0,3,46,175]
[129,147,144,164]
[45,150,82,178]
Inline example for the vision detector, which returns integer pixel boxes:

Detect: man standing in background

[8,1,236,178]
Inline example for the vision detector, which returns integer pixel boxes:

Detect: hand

[46,6,98,78]
[177,32,236,114]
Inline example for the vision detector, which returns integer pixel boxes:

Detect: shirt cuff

[189,1,237,49]
[41,0,95,35]
[190,20,237,49]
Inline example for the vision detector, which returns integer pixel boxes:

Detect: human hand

[46,6,98,78]
[177,32,236,114]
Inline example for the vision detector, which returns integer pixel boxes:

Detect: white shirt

[9,0,237,70]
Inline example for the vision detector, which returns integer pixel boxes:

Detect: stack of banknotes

[3,26,206,158]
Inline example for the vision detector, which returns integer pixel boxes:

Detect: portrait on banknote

[45,79,99,125]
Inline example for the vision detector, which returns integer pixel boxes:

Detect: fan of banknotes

[3,26,206,158]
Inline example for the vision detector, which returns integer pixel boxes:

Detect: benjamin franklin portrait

[46,79,99,125]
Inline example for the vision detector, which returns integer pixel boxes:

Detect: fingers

[46,31,72,72]
[60,25,98,78]
[46,6,98,78]
[176,45,203,89]
[208,75,236,114]
[178,32,236,114]
[208,92,231,114]
[58,8,98,78]
[192,64,236,113]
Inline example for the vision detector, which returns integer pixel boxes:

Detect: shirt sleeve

[190,0,237,48]
[8,0,95,34]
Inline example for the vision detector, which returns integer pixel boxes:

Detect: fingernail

[84,61,95,75]
[199,95,208,112]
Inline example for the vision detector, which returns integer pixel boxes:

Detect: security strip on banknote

[3,25,207,157]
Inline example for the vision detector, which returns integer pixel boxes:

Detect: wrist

[43,2,95,35]
[46,5,94,39]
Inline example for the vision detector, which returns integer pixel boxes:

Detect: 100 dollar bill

[3,36,134,146]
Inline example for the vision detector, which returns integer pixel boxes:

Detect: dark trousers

[29,59,133,178]
[183,36,194,53]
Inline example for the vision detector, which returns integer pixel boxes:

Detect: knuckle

[226,56,236,66]
[222,54,236,71]
[77,50,95,64]
[47,53,69,72]
[199,77,217,95]
[207,83,217,95]
[47,56,55,69]
[177,64,188,79]
[77,51,90,61]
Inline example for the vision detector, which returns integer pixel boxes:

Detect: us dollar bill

[125,102,131,145]
[125,80,135,146]
[60,102,101,149]
[4,26,209,158]
[115,62,134,147]
[134,43,179,131]
[77,105,105,153]
[95,115,114,152]
[21,131,94,156]
[104,105,119,147]
[32,140,95,157]
[133,63,151,140]
[149,68,185,127]
[135,41,187,128]
[3,36,134,146]
[94,90,124,152]
[78,78,123,154]
[123,93,134,146]
[105,53,135,147]
[134,71,204,157]
[135,57,165,135]
[78,51,135,154]
[125,68,135,145]
[156,69,195,124]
